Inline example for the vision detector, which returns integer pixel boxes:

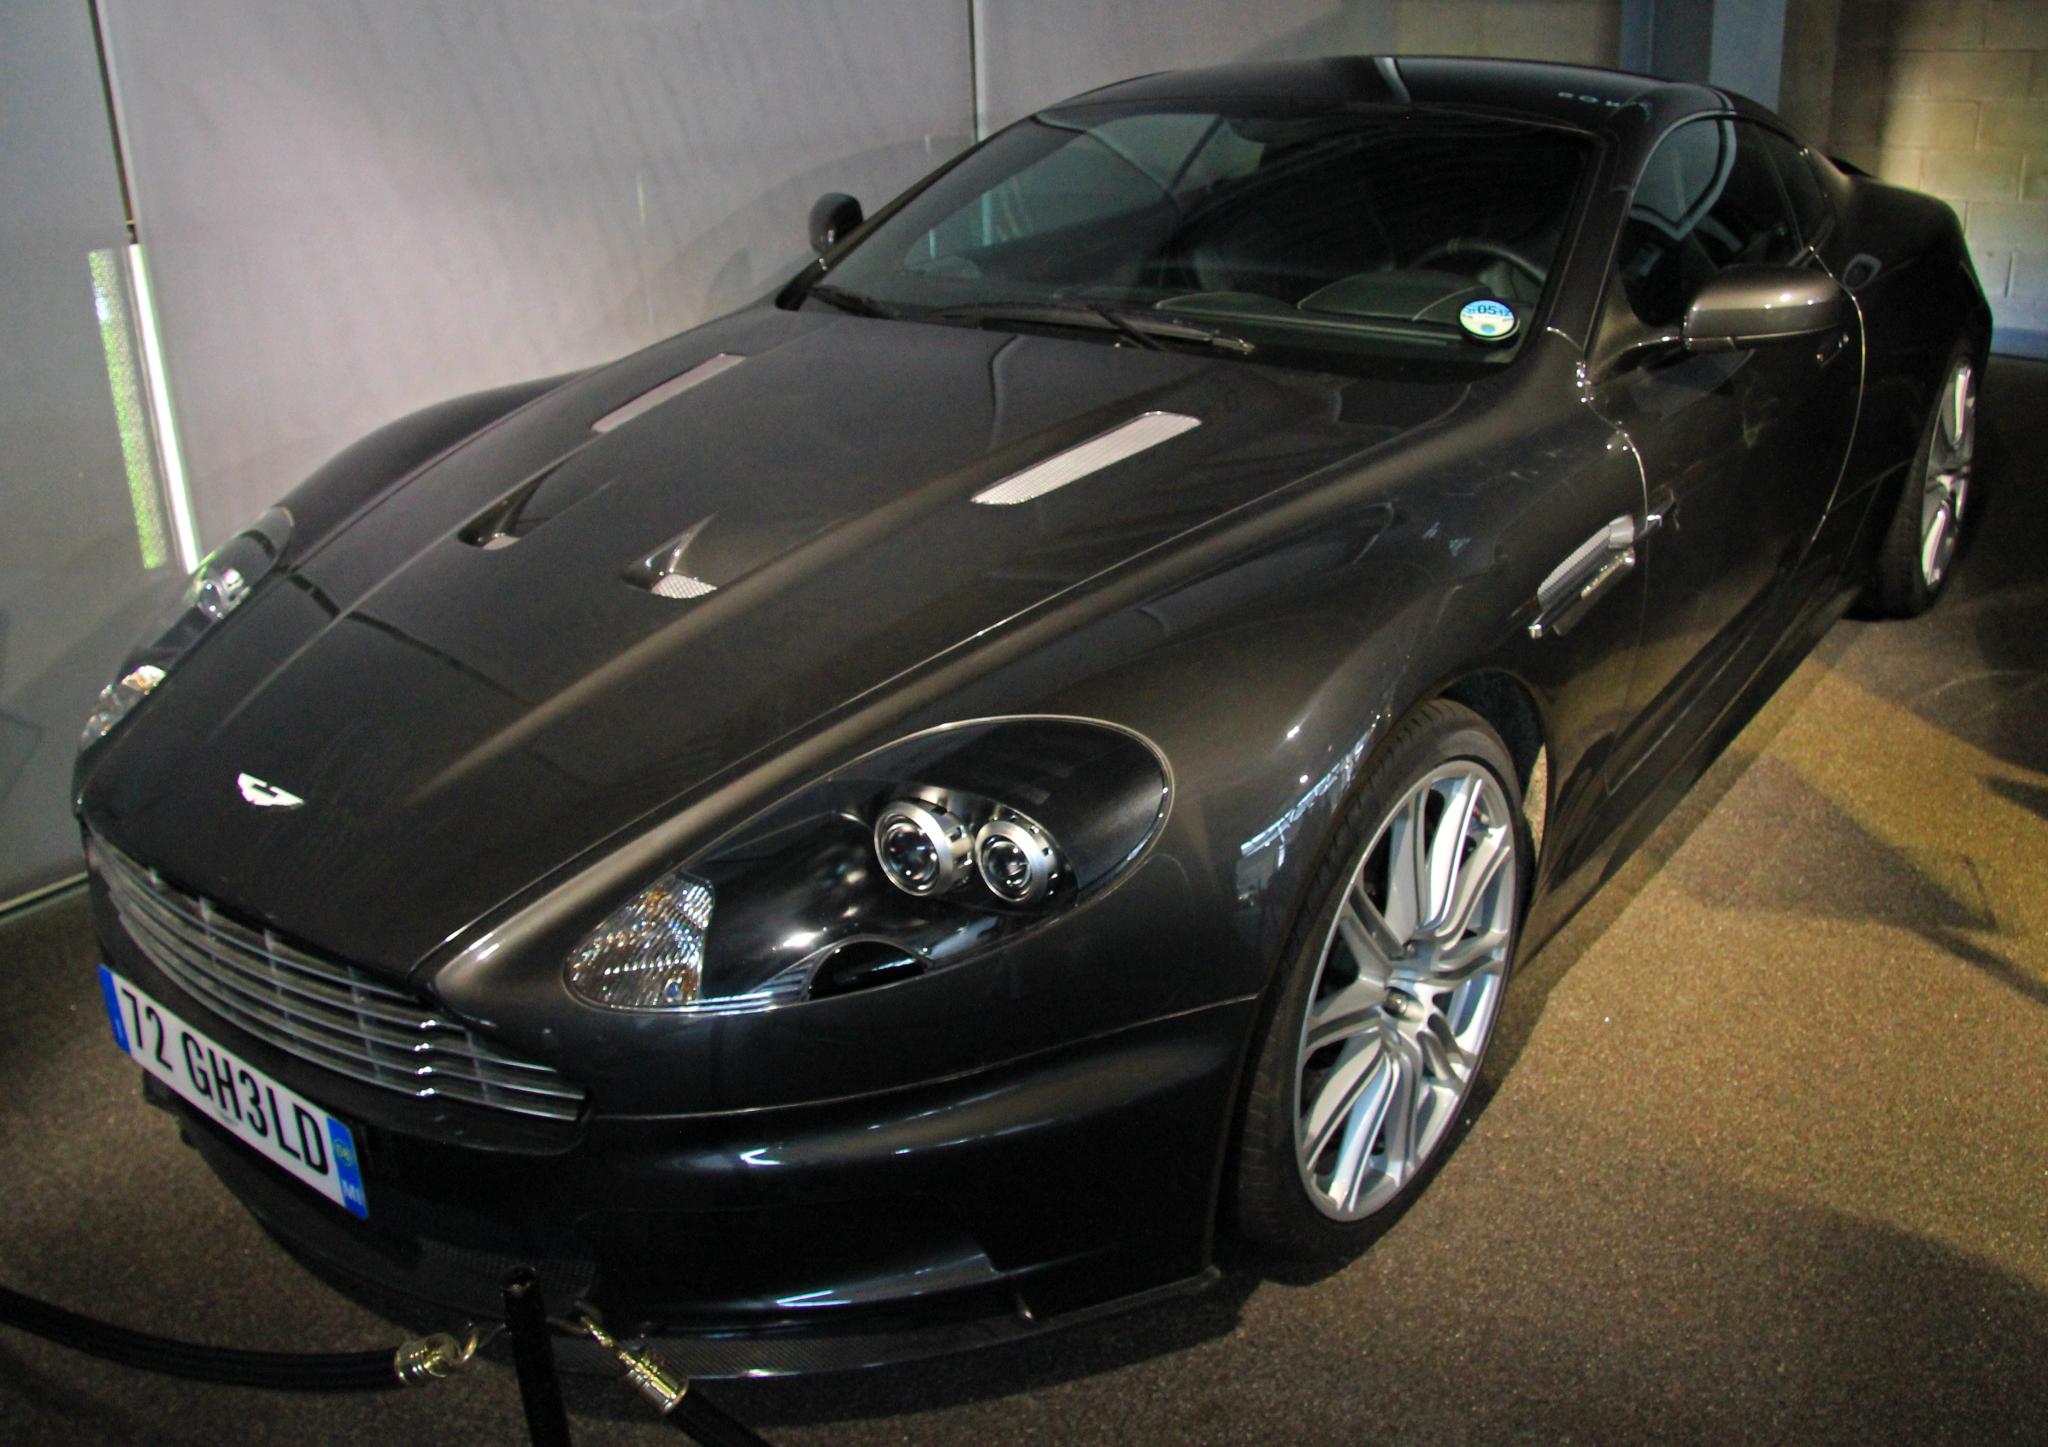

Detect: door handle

[1529,514,1645,639]
[1644,488,1674,536]
[1815,328,1848,368]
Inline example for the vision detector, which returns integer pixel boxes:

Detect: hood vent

[972,411,1201,506]
[624,516,718,600]
[591,353,745,433]
[461,466,559,550]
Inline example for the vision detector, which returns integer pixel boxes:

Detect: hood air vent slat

[591,353,746,433]
[461,466,559,550]
[972,411,1201,506]
[624,516,718,600]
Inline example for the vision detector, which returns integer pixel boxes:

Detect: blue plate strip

[98,963,130,1054]
[328,1119,369,1219]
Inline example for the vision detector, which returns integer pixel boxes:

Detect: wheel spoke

[1334,886,1401,984]
[1424,774,1482,930]
[1380,792,1428,942]
[1942,366,1972,454]
[1430,818,1511,945]
[1921,498,1951,582]
[1328,1057,1399,1211]
[1305,975,1385,1053]
[1301,1036,1388,1169]
[1411,1000,1472,1087]
[1373,1030,1426,1193]
[1429,922,1511,983]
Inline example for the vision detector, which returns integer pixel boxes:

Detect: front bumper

[98,883,1254,1374]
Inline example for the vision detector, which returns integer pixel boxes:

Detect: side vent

[624,516,717,600]
[971,411,1201,506]
[591,354,745,433]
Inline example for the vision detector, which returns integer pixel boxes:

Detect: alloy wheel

[1292,761,1517,1220]
[1920,361,1975,589]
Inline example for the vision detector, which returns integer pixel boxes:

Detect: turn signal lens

[79,665,167,749]
[872,799,971,896]
[563,868,715,1010]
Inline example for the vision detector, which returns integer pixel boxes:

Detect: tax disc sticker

[1458,298,1518,341]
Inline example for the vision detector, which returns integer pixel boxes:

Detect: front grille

[92,840,585,1123]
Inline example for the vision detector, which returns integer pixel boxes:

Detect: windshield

[809,102,1590,375]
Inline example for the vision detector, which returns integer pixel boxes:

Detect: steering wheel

[1410,238,1548,288]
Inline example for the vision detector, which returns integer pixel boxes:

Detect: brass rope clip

[392,1323,489,1386]
[572,1313,689,1415]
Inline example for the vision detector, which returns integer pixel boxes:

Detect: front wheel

[1867,348,1977,617]
[1234,700,1529,1255]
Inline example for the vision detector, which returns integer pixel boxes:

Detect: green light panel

[88,245,171,571]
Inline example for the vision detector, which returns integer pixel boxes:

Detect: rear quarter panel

[1823,173,1992,514]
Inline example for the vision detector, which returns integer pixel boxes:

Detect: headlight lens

[974,812,1057,905]
[80,507,292,750]
[872,797,972,896]
[561,718,1168,1014]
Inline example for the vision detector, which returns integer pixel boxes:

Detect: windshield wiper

[805,283,896,319]
[1122,310,1256,356]
[1085,304,1165,351]
[928,301,1256,356]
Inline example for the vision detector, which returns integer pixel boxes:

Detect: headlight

[561,718,1169,1014]
[80,507,292,750]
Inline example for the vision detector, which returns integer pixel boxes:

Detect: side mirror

[808,192,864,255]
[1683,265,1844,352]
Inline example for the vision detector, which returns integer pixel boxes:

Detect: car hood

[82,306,1464,971]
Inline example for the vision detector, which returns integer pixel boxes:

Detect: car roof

[1067,55,1751,137]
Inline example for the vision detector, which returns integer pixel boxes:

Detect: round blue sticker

[1458,298,1518,341]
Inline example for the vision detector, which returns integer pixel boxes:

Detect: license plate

[99,965,369,1219]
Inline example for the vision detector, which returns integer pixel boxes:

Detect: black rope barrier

[0,1270,776,1446]
[0,1279,463,1390]
[663,1389,779,1447]
[571,1313,773,1447]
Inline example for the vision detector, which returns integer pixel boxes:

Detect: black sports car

[76,56,1987,1373]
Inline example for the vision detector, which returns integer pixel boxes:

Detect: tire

[1234,699,1531,1257]
[1866,345,1978,618]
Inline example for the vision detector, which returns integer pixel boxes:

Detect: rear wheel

[1869,349,1977,617]
[1235,701,1529,1255]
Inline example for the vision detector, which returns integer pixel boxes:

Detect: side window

[1752,127,1835,249]
[1617,118,1802,327]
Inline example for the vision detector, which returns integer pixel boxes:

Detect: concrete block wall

[1389,0,1625,62]
[980,2,1626,138]
[1780,0,1845,141]
[1820,1,2048,341]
